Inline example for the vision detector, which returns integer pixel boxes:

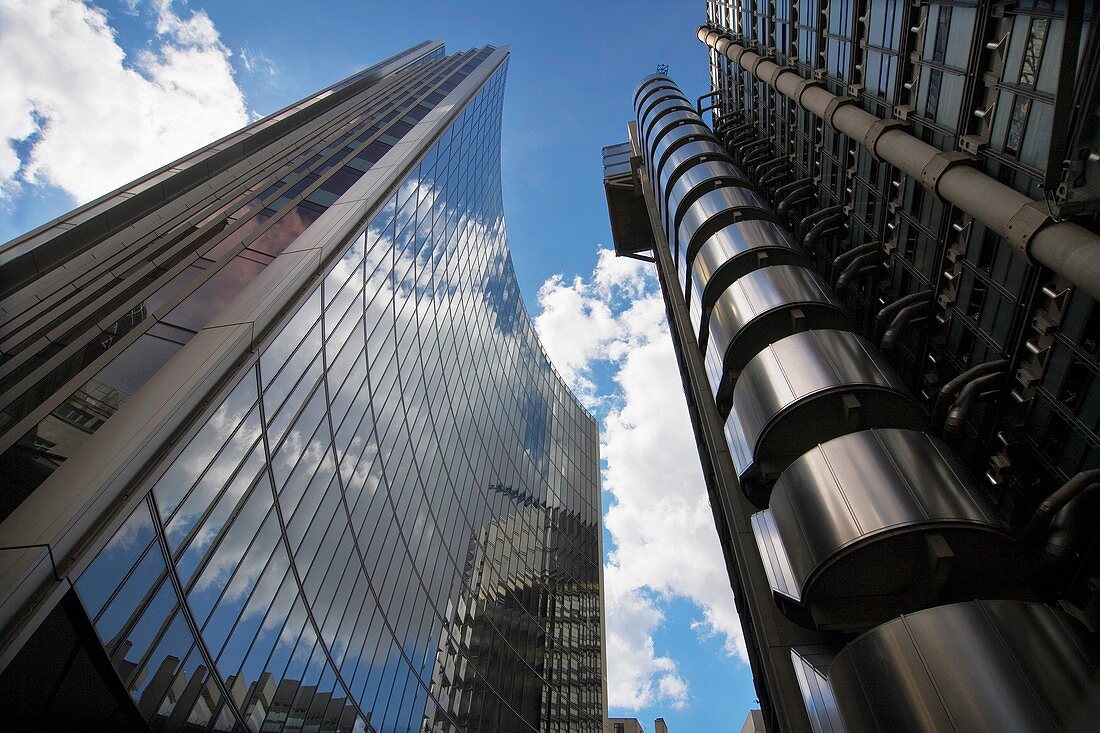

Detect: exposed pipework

[1023,468,1100,545]
[698,25,1100,302]
[880,296,935,351]
[754,155,788,181]
[874,290,933,341]
[800,204,842,230]
[802,211,846,249]
[832,242,880,276]
[757,166,789,191]
[736,138,771,165]
[931,359,1009,428]
[1041,487,1100,567]
[776,179,814,214]
[834,250,880,292]
[943,370,1006,434]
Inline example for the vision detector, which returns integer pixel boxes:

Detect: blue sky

[0,1,756,728]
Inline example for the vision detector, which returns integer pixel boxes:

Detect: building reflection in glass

[0,47,602,733]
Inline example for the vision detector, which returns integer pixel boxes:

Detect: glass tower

[0,41,604,733]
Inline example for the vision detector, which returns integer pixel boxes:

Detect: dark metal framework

[606,1,1100,730]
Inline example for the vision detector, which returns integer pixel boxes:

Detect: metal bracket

[793,78,827,110]
[863,119,908,161]
[920,151,973,200]
[1005,201,1055,262]
[823,96,859,127]
[759,62,785,87]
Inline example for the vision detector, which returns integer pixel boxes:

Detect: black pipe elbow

[943,371,1005,434]
[775,177,812,199]
[831,242,881,274]
[1024,469,1100,544]
[931,359,1008,425]
[800,204,843,229]
[802,213,846,249]
[1040,486,1100,566]
[874,291,933,339]
[881,299,934,351]
[835,250,881,291]
[777,182,814,214]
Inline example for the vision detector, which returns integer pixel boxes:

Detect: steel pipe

[698,25,1100,302]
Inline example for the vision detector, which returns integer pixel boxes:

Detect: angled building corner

[0,39,604,732]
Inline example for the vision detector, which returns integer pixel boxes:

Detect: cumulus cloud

[534,248,746,712]
[0,0,249,203]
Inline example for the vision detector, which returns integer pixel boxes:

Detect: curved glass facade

[0,51,601,732]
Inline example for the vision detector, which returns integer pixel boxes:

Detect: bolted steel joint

[823,95,859,127]
[1006,201,1055,262]
[920,150,973,200]
[863,118,908,161]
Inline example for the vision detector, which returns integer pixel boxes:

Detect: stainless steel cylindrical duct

[751,429,1029,632]
[827,600,1100,733]
[703,264,849,413]
[725,329,926,506]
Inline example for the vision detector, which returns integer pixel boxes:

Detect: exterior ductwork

[724,330,926,506]
[752,429,1029,632]
[696,25,1100,303]
[820,600,1100,733]
[688,219,808,334]
[604,0,1100,719]
[703,265,851,413]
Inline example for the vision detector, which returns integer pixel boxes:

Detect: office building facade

[0,40,604,732]
[606,2,1100,731]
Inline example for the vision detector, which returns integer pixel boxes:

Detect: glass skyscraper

[0,41,603,732]
[607,3,1100,732]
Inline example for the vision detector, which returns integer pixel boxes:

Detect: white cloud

[0,0,249,203]
[534,248,746,713]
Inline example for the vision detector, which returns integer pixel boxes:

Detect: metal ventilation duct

[752,429,1029,631]
[827,600,1100,732]
[703,265,850,413]
[689,224,811,345]
[725,329,926,506]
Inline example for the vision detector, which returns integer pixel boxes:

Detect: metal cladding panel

[676,187,772,283]
[633,74,675,109]
[764,429,1028,629]
[725,329,926,505]
[688,223,809,337]
[652,123,716,192]
[658,141,734,231]
[664,159,748,234]
[642,99,696,148]
[704,264,848,399]
[638,90,690,133]
[828,601,1100,733]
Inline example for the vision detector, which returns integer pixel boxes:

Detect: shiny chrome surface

[688,222,808,330]
[676,186,771,270]
[658,140,733,218]
[641,98,695,146]
[758,429,1028,630]
[703,264,847,405]
[664,162,750,238]
[642,105,694,160]
[637,90,688,126]
[633,74,674,109]
[725,329,926,506]
[651,122,714,182]
[829,600,1100,732]
[791,647,845,733]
